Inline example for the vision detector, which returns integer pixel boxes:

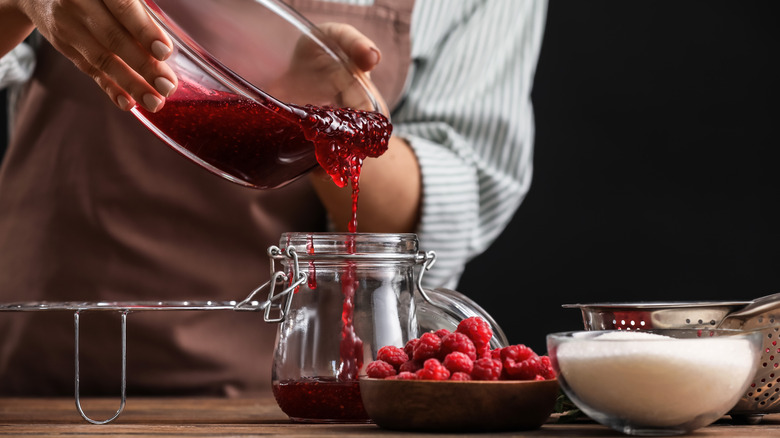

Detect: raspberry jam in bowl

[547,329,762,436]
[136,0,388,189]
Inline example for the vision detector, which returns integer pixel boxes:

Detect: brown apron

[0,0,412,396]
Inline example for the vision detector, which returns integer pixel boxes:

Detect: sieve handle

[719,292,780,328]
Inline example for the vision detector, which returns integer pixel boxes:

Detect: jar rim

[280,232,418,239]
[278,232,421,259]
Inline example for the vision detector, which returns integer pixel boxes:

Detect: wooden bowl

[359,378,559,432]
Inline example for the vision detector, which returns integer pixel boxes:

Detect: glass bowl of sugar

[547,329,762,436]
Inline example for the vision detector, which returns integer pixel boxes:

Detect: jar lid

[417,288,509,349]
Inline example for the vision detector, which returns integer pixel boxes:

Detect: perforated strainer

[564,292,780,424]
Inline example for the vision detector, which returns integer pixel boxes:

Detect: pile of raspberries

[364,316,555,381]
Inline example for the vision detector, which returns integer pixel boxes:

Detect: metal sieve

[564,292,780,424]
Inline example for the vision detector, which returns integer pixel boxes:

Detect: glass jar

[267,233,424,422]
[235,232,510,423]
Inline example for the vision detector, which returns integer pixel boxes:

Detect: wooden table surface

[1,397,779,437]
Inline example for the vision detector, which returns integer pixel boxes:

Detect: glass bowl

[135,0,388,189]
[547,329,762,436]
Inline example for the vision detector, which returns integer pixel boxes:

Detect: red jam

[137,79,391,199]
[272,377,369,422]
[338,255,363,381]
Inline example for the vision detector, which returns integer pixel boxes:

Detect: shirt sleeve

[393,0,547,288]
[0,43,36,90]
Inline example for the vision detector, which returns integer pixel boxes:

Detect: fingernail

[154,77,176,97]
[117,95,131,110]
[369,47,381,65]
[143,93,163,112]
[151,40,172,61]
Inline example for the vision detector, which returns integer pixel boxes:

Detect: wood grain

[1,397,779,437]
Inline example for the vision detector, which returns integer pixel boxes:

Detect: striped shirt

[397,1,547,287]
[0,0,548,289]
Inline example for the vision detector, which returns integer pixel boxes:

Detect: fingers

[62,44,136,110]
[65,29,167,112]
[277,22,386,111]
[24,0,178,112]
[314,23,385,112]
[102,0,173,61]
[318,23,381,72]
[89,0,177,111]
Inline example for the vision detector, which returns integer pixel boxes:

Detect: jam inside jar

[269,232,424,423]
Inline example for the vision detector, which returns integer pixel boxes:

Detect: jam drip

[296,104,390,188]
[338,257,363,381]
[297,104,390,232]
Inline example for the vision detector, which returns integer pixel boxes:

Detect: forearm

[311,135,421,233]
[0,1,34,57]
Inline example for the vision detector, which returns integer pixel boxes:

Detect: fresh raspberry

[534,374,546,381]
[365,360,396,379]
[471,357,502,381]
[489,348,506,378]
[376,345,408,370]
[434,328,451,339]
[501,344,543,380]
[403,338,419,358]
[538,355,556,380]
[440,332,477,361]
[399,359,422,373]
[413,332,442,361]
[450,372,472,381]
[456,317,493,352]
[443,351,474,375]
[394,371,418,380]
[501,344,535,363]
[415,358,451,381]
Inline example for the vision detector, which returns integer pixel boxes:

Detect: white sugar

[557,331,756,427]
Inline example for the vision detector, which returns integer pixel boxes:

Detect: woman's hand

[10,0,178,112]
[272,22,383,112]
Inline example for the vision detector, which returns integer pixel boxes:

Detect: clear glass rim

[562,301,751,309]
[281,231,418,239]
[278,232,421,259]
[547,328,762,342]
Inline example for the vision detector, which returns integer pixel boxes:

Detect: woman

[0,0,546,396]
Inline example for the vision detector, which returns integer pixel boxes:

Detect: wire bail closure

[234,246,438,324]
[234,245,307,322]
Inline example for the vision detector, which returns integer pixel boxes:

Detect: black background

[458,0,779,353]
[1,1,778,355]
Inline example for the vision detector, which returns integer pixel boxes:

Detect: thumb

[319,22,381,72]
